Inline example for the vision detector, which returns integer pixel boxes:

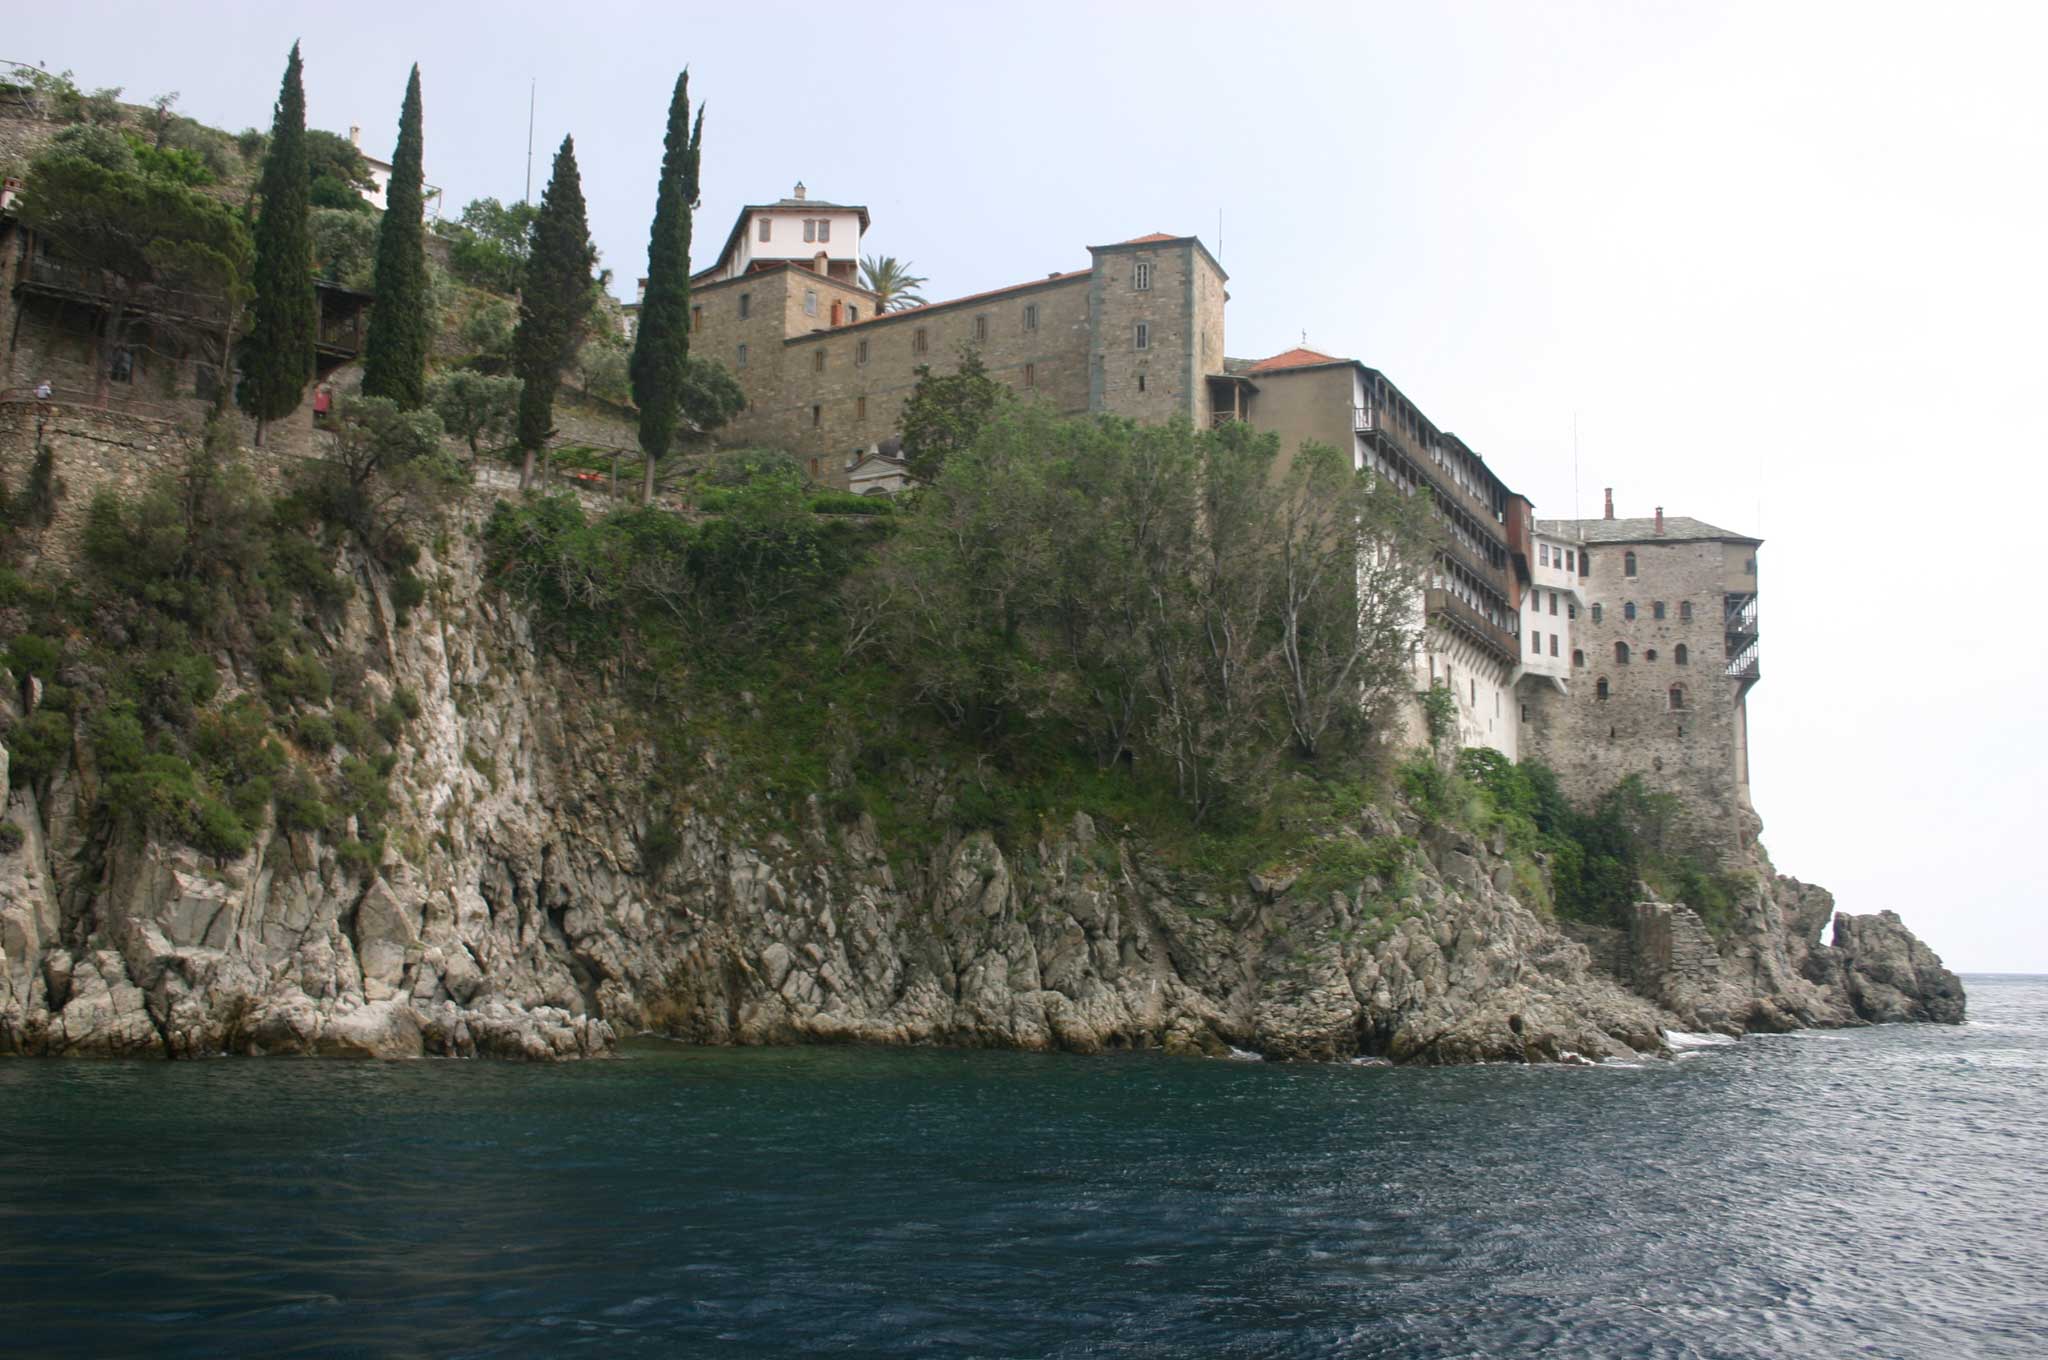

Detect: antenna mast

[1573,411,1581,525]
[524,78,536,205]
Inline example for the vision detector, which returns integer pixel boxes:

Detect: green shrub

[335,833,383,881]
[4,634,62,681]
[274,768,336,834]
[0,822,24,854]
[190,796,252,860]
[8,709,73,786]
[294,712,336,751]
[332,707,377,753]
[389,572,427,624]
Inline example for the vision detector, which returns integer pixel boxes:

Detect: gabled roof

[1538,516,1761,547]
[707,195,872,277]
[1122,231,1179,244]
[1245,346,1344,374]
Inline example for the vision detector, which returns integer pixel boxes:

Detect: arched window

[1675,644,1689,666]
[1645,648,1658,662]
[1680,601,1693,623]
[1669,685,1686,711]
[1615,641,1630,664]
[1624,601,1637,621]
[1624,551,1638,577]
[1653,601,1666,620]
[1573,648,1585,667]
[1596,677,1610,700]
[1591,603,1603,624]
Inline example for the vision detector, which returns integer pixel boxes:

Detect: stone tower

[1087,234,1228,428]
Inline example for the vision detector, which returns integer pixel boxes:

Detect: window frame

[758,216,772,243]
[1135,321,1150,351]
[1133,260,1152,291]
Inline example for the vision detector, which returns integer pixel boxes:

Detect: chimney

[349,125,361,147]
[1603,488,1614,520]
[793,181,807,201]
[1655,506,1665,535]
[813,251,829,275]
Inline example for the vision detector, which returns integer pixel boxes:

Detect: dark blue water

[1,977,2041,1358]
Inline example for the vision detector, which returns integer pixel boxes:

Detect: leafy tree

[461,296,516,368]
[309,394,459,567]
[238,43,317,437]
[428,370,521,458]
[860,254,928,312]
[360,66,430,408]
[310,207,376,286]
[628,70,704,504]
[573,336,631,405]
[899,348,1003,483]
[16,147,252,402]
[46,124,135,173]
[679,356,746,434]
[436,196,538,294]
[512,136,597,489]
[305,129,374,212]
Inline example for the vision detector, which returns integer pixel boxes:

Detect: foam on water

[1663,1028,1738,1049]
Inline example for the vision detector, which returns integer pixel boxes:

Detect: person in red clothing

[312,383,333,426]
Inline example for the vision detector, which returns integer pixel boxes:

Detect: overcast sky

[13,1,2043,971]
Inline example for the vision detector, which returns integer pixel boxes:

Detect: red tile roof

[1246,346,1344,374]
[1123,231,1180,244]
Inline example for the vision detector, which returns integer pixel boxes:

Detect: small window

[1590,603,1603,624]
[739,292,752,319]
[1521,703,1530,723]
[805,289,818,317]
[1135,322,1150,350]
[808,456,820,477]
[847,305,858,323]
[1137,372,1147,393]
[856,395,866,421]
[1675,643,1689,666]
[1024,362,1037,388]
[856,338,869,366]
[811,404,822,427]
[758,217,772,243]
[1549,635,1559,657]
[1615,642,1630,664]
[1549,591,1558,616]
[1024,303,1038,331]
[1134,261,1152,291]
[1745,557,1756,575]
[1573,649,1585,668]
[1540,543,1550,567]
[1531,630,1542,654]
[1624,551,1638,577]
[1596,677,1610,700]
[1680,600,1693,622]
[1624,601,1637,621]
[1645,648,1658,662]
[736,343,748,368]
[817,218,830,243]
[1568,602,1578,620]
[1567,550,1577,572]
[813,349,825,373]
[913,327,928,355]
[974,314,989,342]
[691,305,703,333]
[1653,601,1666,620]
[804,219,817,243]
[1669,685,1686,711]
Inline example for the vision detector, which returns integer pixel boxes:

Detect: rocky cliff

[0,515,1964,1063]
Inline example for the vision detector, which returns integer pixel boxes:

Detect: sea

[0,974,2041,1359]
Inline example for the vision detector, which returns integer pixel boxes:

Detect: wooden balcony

[1424,586,1521,667]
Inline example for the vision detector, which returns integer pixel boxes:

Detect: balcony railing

[1352,405,1373,433]
[1424,586,1521,667]
[1726,645,1760,683]
[16,254,231,328]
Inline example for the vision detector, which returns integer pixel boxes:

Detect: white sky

[14,1,2044,971]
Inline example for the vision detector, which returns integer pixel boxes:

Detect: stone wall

[1521,536,1760,860]
[1089,239,1225,428]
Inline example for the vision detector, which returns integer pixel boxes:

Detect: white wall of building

[1415,631,1520,761]
[734,209,863,274]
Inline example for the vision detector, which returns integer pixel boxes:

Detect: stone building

[1520,495,1763,860]
[693,188,1226,482]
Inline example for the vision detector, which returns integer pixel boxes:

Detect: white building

[693,183,869,288]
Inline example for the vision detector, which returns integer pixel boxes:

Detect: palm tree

[861,254,929,312]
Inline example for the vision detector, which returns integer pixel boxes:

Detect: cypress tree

[238,42,316,437]
[512,136,596,489]
[360,64,429,409]
[628,70,703,503]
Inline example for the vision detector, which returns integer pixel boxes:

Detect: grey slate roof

[1537,516,1761,546]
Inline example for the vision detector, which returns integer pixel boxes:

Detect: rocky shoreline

[0,530,1963,1063]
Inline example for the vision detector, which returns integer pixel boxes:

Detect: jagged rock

[0,512,1963,1064]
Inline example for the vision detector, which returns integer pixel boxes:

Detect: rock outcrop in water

[0,518,1962,1062]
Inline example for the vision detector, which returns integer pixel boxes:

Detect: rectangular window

[856,338,869,366]
[974,314,988,342]
[739,292,751,319]
[1550,635,1559,657]
[847,305,858,323]
[811,404,822,427]
[758,217,772,242]
[1024,362,1037,388]
[1549,592,1558,615]
[1568,603,1577,620]
[1567,550,1576,572]
[805,289,818,316]
[1680,600,1693,622]
[813,349,825,373]
[1530,630,1541,654]
[1135,322,1150,350]
[1024,303,1038,331]
[1539,543,1549,567]
[1654,601,1667,620]
[1134,261,1152,291]
[804,219,816,243]
[691,305,703,333]
[736,343,748,368]
[818,219,831,243]
[913,327,928,355]
[856,395,867,421]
